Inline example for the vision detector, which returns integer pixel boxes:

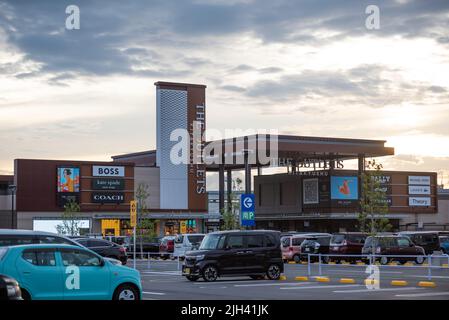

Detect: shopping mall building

[0,81,447,235]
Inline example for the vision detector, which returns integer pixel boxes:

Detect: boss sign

[92,165,125,177]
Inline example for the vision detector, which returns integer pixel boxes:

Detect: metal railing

[127,251,182,271]
[302,253,449,280]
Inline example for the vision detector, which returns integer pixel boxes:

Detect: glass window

[37,236,74,245]
[88,239,110,247]
[187,235,204,245]
[398,238,411,247]
[281,237,290,247]
[227,236,244,249]
[22,250,56,266]
[292,237,305,246]
[175,235,184,243]
[0,236,34,247]
[331,235,345,244]
[246,235,264,248]
[199,234,222,250]
[61,250,102,267]
[265,235,276,247]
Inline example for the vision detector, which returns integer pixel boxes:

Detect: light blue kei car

[0,244,142,300]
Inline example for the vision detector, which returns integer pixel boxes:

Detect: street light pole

[8,184,17,229]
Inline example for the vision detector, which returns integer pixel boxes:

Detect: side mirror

[100,259,105,267]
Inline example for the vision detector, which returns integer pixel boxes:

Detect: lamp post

[8,184,17,229]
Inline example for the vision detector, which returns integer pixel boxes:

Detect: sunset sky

[1,0,448,187]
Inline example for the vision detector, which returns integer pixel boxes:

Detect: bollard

[318,254,322,276]
[307,254,311,276]
[177,255,180,271]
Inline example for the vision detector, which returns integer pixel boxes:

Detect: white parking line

[325,270,403,274]
[234,282,312,287]
[395,291,449,298]
[333,287,424,293]
[408,275,449,279]
[142,291,167,295]
[280,284,363,290]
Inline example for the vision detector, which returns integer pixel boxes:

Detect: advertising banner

[57,167,80,192]
[92,192,125,204]
[409,197,431,206]
[330,176,358,200]
[303,178,319,204]
[408,176,430,185]
[92,165,125,177]
[92,178,125,190]
[408,185,431,195]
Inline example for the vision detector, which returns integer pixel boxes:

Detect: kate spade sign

[92,178,125,190]
[92,192,125,204]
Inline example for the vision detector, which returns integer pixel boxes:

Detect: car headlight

[7,284,21,298]
[195,254,205,261]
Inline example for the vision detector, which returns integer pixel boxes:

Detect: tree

[56,200,82,236]
[220,177,243,231]
[135,183,158,257]
[358,159,392,235]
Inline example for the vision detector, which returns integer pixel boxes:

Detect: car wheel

[380,256,390,265]
[266,264,281,280]
[186,276,199,282]
[202,265,219,282]
[415,256,425,265]
[293,255,301,263]
[113,284,140,301]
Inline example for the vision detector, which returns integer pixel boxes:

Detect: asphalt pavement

[127,259,449,300]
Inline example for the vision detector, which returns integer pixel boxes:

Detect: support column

[219,164,225,213]
[257,166,262,176]
[244,151,251,194]
[358,154,365,213]
[227,169,232,212]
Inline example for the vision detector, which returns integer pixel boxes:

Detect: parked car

[299,234,332,263]
[362,235,426,265]
[281,233,330,263]
[125,236,162,256]
[439,236,449,254]
[174,233,205,259]
[104,236,128,246]
[397,231,440,254]
[329,232,368,263]
[159,236,175,259]
[72,238,127,265]
[0,244,142,300]
[0,274,22,300]
[0,230,122,266]
[182,230,284,282]
[0,229,79,247]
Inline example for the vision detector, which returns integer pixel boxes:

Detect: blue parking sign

[240,194,255,226]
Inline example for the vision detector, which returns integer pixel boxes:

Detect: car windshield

[199,234,223,250]
[0,247,7,260]
[440,236,449,244]
[331,235,345,244]
[187,235,204,244]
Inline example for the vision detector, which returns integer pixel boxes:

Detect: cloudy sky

[0,0,449,187]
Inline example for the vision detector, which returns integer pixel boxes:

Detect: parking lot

[130,259,449,300]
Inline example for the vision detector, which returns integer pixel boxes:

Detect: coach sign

[92,192,125,204]
[92,165,125,177]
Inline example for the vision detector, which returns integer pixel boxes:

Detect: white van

[173,233,205,259]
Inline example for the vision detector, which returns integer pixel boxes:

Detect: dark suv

[329,232,368,263]
[299,234,332,263]
[182,230,283,282]
[73,237,127,265]
[397,232,440,254]
[362,235,426,265]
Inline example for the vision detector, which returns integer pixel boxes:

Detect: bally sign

[92,192,125,204]
[92,166,125,177]
[409,197,431,207]
[408,185,431,195]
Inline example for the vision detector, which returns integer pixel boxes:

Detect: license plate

[184,268,191,274]
[305,248,310,252]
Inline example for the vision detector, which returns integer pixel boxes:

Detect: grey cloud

[220,85,246,92]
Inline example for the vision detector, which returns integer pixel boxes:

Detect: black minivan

[182,230,284,282]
